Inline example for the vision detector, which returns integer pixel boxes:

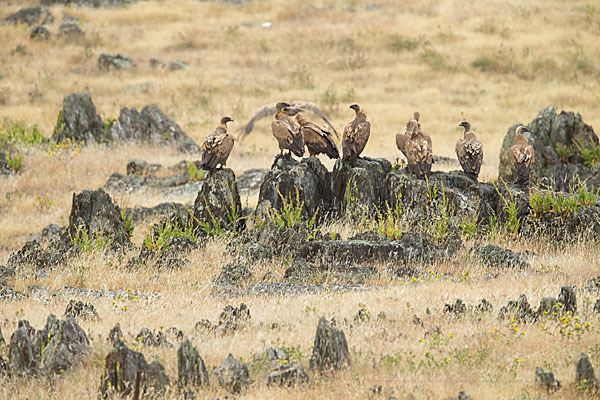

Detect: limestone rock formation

[309,317,351,371]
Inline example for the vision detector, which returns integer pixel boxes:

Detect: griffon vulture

[342,103,370,164]
[456,121,483,180]
[200,116,235,170]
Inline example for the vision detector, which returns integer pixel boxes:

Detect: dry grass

[1,0,600,398]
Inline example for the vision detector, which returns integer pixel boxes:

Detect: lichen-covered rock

[267,363,309,387]
[499,107,600,191]
[51,93,106,144]
[177,339,209,398]
[213,262,253,292]
[3,6,53,26]
[42,0,136,6]
[59,23,84,37]
[256,155,331,221]
[68,187,131,249]
[535,366,560,392]
[98,53,133,70]
[8,326,38,376]
[136,327,172,348]
[109,105,200,153]
[283,261,376,284]
[330,157,392,217]
[193,168,244,235]
[31,25,51,41]
[64,299,99,320]
[472,244,531,270]
[107,323,124,348]
[498,294,536,322]
[37,314,90,374]
[557,286,577,314]
[576,353,598,391]
[213,354,251,394]
[310,317,351,371]
[537,297,558,316]
[0,281,28,301]
[444,299,467,316]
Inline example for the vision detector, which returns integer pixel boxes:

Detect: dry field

[1,0,600,398]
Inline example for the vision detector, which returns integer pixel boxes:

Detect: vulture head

[458,121,471,132]
[220,116,234,126]
[349,103,361,114]
[515,125,532,142]
[413,111,420,121]
[408,119,420,137]
[275,102,291,112]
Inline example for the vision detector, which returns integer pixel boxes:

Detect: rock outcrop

[177,339,209,398]
[213,354,251,394]
[51,93,106,144]
[3,7,53,26]
[310,317,351,371]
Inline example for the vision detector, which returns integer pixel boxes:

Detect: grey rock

[283,261,376,284]
[213,354,251,393]
[594,299,600,313]
[537,297,557,316]
[98,53,133,70]
[310,317,351,371]
[213,262,253,293]
[59,23,83,37]
[199,0,251,5]
[535,366,560,392]
[136,327,172,348]
[108,323,124,348]
[498,294,536,322]
[37,314,90,374]
[499,107,600,191]
[0,281,27,301]
[3,6,53,26]
[30,25,50,41]
[64,299,99,320]
[268,363,309,386]
[150,58,165,68]
[125,202,187,224]
[109,105,200,153]
[444,299,466,315]
[557,286,577,314]
[105,172,203,197]
[51,93,105,144]
[458,392,472,400]
[576,353,598,390]
[169,61,188,71]
[0,325,4,346]
[193,168,244,235]
[0,152,14,176]
[237,168,268,194]
[472,244,530,270]
[99,344,151,397]
[68,187,131,249]
[42,0,136,6]
[145,361,170,397]
[8,326,38,376]
[256,155,331,221]
[177,339,209,397]
[365,2,382,11]
[245,282,369,296]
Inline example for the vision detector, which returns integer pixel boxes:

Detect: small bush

[71,225,113,253]
[555,143,573,163]
[386,34,419,53]
[0,118,45,147]
[573,139,600,168]
[187,162,206,182]
[144,216,196,251]
[5,153,23,172]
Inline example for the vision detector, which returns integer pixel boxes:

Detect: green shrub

[573,138,600,168]
[386,34,419,53]
[71,225,113,253]
[144,216,197,251]
[0,118,45,147]
[187,162,206,182]
[5,153,23,172]
[266,187,317,238]
[555,143,573,163]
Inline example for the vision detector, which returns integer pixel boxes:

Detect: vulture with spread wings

[242,101,339,139]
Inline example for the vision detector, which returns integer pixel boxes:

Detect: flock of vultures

[200,102,535,184]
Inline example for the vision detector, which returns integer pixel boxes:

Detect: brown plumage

[456,121,483,180]
[509,125,535,185]
[405,119,433,177]
[342,103,370,164]
[271,102,304,157]
[397,111,425,159]
[242,101,339,139]
[200,116,235,170]
[295,113,339,159]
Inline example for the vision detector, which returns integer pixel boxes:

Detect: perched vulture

[271,102,304,157]
[455,121,483,180]
[397,111,426,160]
[296,113,339,159]
[342,103,371,164]
[405,119,433,177]
[242,101,339,139]
[509,125,535,185]
[200,116,235,170]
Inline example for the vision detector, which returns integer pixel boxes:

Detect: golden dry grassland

[1,0,600,398]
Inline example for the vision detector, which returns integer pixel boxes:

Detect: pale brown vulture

[271,102,304,157]
[405,119,433,177]
[200,116,235,170]
[296,113,339,159]
[456,121,483,180]
[342,103,370,164]
[509,125,535,186]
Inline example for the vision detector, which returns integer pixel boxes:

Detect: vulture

[200,116,235,170]
[509,125,535,186]
[271,102,304,157]
[342,103,371,164]
[405,119,433,177]
[242,101,339,139]
[456,121,483,180]
[296,113,339,159]
[397,111,427,160]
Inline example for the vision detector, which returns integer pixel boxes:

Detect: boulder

[37,314,90,374]
[255,155,331,221]
[535,366,560,392]
[330,157,392,217]
[136,327,172,348]
[0,281,28,301]
[51,93,106,144]
[59,23,84,37]
[68,187,131,249]
[283,261,376,284]
[472,244,531,270]
[576,353,598,391]
[3,6,53,26]
[193,168,244,235]
[98,53,133,70]
[177,339,209,397]
[8,326,38,376]
[557,286,577,314]
[444,299,467,316]
[498,294,536,323]
[309,317,351,371]
[267,363,309,387]
[237,168,268,194]
[64,299,99,320]
[499,107,600,191]
[213,262,253,293]
[213,354,251,394]
[537,297,558,316]
[30,25,51,41]
[107,323,124,348]
[109,105,200,153]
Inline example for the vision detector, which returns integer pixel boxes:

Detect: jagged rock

[125,202,187,224]
[31,25,50,41]
[59,22,83,37]
[3,6,53,26]
[576,353,598,391]
[109,105,200,153]
[268,363,309,386]
[0,281,27,301]
[535,366,560,392]
[245,282,368,296]
[98,53,133,70]
[457,392,472,400]
[68,187,131,249]
[0,325,4,346]
[100,343,168,397]
[594,299,600,313]
[169,61,188,70]
[51,93,105,144]
[177,339,209,398]
[136,327,172,348]
[64,299,99,320]
[193,168,244,234]
[331,157,392,217]
[213,262,252,295]
[310,317,351,371]
[213,354,251,394]
[444,299,466,315]
[237,168,268,194]
[498,294,536,322]
[37,314,90,374]
[107,323,124,348]
[105,172,203,197]
[557,286,577,314]
[472,244,530,270]
[499,107,600,191]
[256,155,331,221]
[283,261,376,284]
[8,325,38,376]
[537,297,558,316]
[475,299,493,313]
